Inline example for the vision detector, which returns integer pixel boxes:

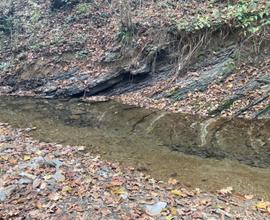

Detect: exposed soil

[0,0,269,119]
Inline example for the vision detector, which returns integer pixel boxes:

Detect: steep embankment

[0,0,270,118]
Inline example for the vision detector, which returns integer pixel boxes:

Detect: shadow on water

[0,96,270,199]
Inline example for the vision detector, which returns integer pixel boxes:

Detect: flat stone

[0,185,17,201]
[32,178,42,189]
[0,135,14,142]
[53,171,65,182]
[145,201,167,216]
[46,159,63,170]
[78,146,86,151]
[19,172,37,180]
[0,190,6,202]
[18,178,33,185]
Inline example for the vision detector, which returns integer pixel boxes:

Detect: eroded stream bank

[0,96,270,199]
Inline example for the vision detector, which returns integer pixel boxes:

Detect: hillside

[0,0,270,118]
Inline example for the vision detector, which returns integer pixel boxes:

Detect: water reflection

[0,96,269,199]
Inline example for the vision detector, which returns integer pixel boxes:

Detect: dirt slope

[0,0,269,118]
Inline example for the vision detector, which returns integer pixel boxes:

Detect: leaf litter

[0,123,269,219]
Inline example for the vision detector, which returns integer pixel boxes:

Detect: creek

[0,96,269,199]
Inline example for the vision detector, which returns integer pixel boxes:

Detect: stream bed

[0,96,269,199]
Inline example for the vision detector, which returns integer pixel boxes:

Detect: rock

[19,172,37,180]
[42,83,58,94]
[0,185,17,202]
[53,171,65,182]
[0,143,13,152]
[48,192,61,201]
[0,86,13,94]
[46,159,63,170]
[102,51,121,63]
[97,168,110,178]
[46,179,57,191]
[24,127,37,132]
[0,135,14,142]
[27,156,46,169]
[0,190,6,202]
[30,67,84,97]
[210,75,270,117]
[130,63,150,76]
[78,146,86,151]
[55,83,86,97]
[169,58,236,100]
[120,192,129,200]
[4,62,151,98]
[32,178,42,189]
[18,178,33,185]
[145,201,167,216]
[85,69,129,96]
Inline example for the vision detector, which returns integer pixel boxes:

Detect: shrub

[173,0,270,35]
[75,3,90,14]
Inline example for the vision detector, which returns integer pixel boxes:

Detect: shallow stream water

[0,96,269,199]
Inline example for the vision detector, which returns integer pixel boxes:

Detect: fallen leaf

[36,150,43,156]
[168,178,178,185]
[256,201,269,210]
[40,182,47,190]
[8,158,17,165]
[171,189,183,197]
[166,215,173,220]
[226,83,233,89]
[112,187,126,195]
[169,207,177,215]
[62,186,72,194]
[218,187,233,195]
[1,155,8,161]
[44,175,53,181]
[110,177,123,186]
[48,192,61,201]
[200,199,210,206]
[0,128,5,134]
[244,194,254,200]
[24,155,31,161]
[35,201,43,209]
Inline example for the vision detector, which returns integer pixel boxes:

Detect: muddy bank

[1,42,269,119]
